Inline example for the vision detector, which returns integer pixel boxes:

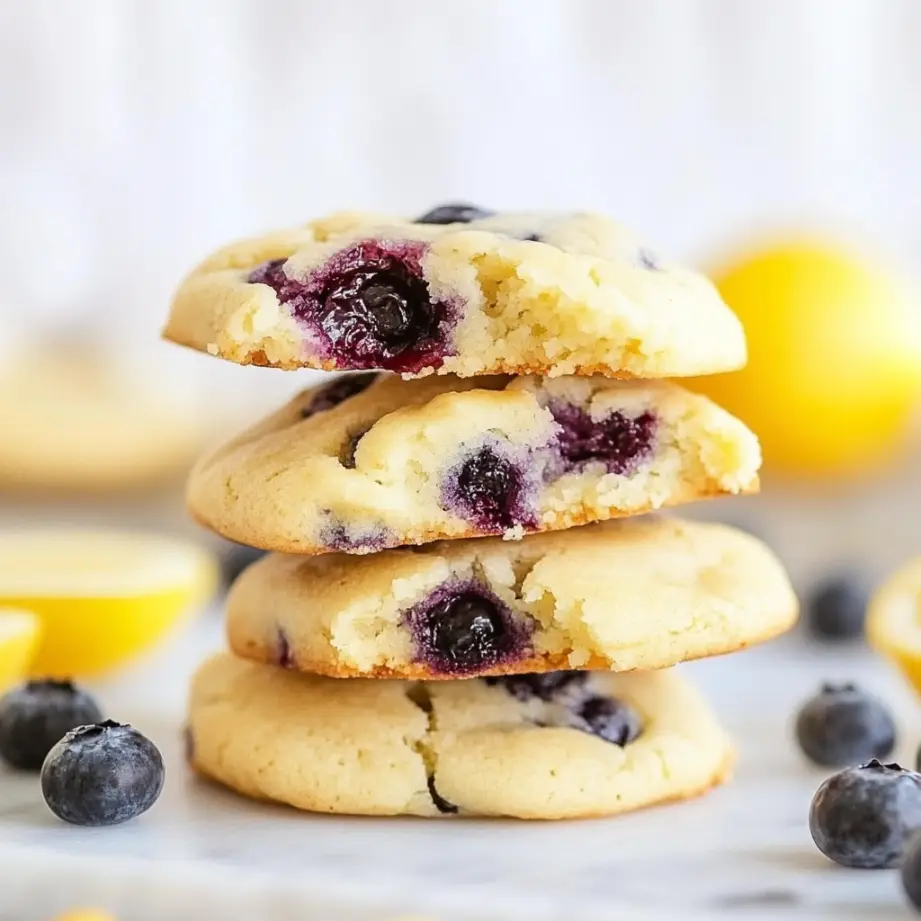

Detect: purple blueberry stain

[485,672,643,747]
[441,442,538,534]
[485,671,587,702]
[276,629,295,669]
[248,241,458,374]
[300,372,379,419]
[402,582,532,676]
[576,695,642,746]
[550,402,657,475]
[320,521,392,554]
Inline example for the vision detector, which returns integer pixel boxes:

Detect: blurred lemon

[695,240,921,475]
[0,530,217,678]
[868,556,921,697]
[0,608,41,691]
[52,912,116,921]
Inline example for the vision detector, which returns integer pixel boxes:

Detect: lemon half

[0,530,217,678]
[0,608,41,691]
[868,556,921,695]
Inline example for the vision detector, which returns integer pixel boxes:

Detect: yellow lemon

[0,608,41,691]
[695,240,921,475]
[0,530,217,678]
[51,912,116,921]
[868,556,921,696]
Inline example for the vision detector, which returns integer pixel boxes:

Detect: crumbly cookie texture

[188,372,761,554]
[187,653,734,819]
[227,516,797,679]
[164,208,746,379]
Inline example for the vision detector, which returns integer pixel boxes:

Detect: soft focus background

[6,3,921,918]
[4,0,921,635]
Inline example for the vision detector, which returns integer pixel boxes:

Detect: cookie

[189,372,760,554]
[164,206,746,379]
[227,517,797,679]
[0,347,203,491]
[188,652,734,819]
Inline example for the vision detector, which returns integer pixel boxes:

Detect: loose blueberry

[427,776,458,814]
[219,543,267,589]
[0,679,103,771]
[810,760,921,868]
[551,403,657,475]
[806,574,870,640]
[41,720,164,826]
[300,372,379,418]
[442,444,534,533]
[404,586,528,675]
[901,829,921,910]
[485,671,587,702]
[796,683,896,767]
[250,242,454,374]
[415,203,494,224]
[577,695,642,746]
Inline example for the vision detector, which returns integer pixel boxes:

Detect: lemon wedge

[0,608,41,691]
[867,557,921,695]
[0,530,217,678]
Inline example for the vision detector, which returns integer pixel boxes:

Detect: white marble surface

[1,613,920,921]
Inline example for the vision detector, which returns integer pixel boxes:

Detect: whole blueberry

[415,203,494,225]
[806,574,870,640]
[809,760,921,868]
[412,590,516,675]
[901,829,921,909]
[0,679,103,771]
[41,720,164,826]
[795,683,896,767]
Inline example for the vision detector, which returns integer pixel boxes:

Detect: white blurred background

[3,0,920,410]
[4,0,921,581]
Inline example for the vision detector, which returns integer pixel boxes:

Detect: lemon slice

[0,530,217,678]
[0,608,41,691]
[867,557,921,694]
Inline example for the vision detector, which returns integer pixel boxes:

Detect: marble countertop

[1,613,920,921]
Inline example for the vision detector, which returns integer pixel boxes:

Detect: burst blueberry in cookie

[551,402,657,474]
[189,373,761,555]
[187,654,732,819]
[403,583,531,676]
[440,443,538,533]
[249,242,457,374]
[167,209,747,379]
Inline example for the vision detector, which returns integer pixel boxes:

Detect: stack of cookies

[165,204,797,819]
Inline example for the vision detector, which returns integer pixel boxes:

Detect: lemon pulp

[0,530,216,678]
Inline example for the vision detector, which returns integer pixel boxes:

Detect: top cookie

[164,204,746,379]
